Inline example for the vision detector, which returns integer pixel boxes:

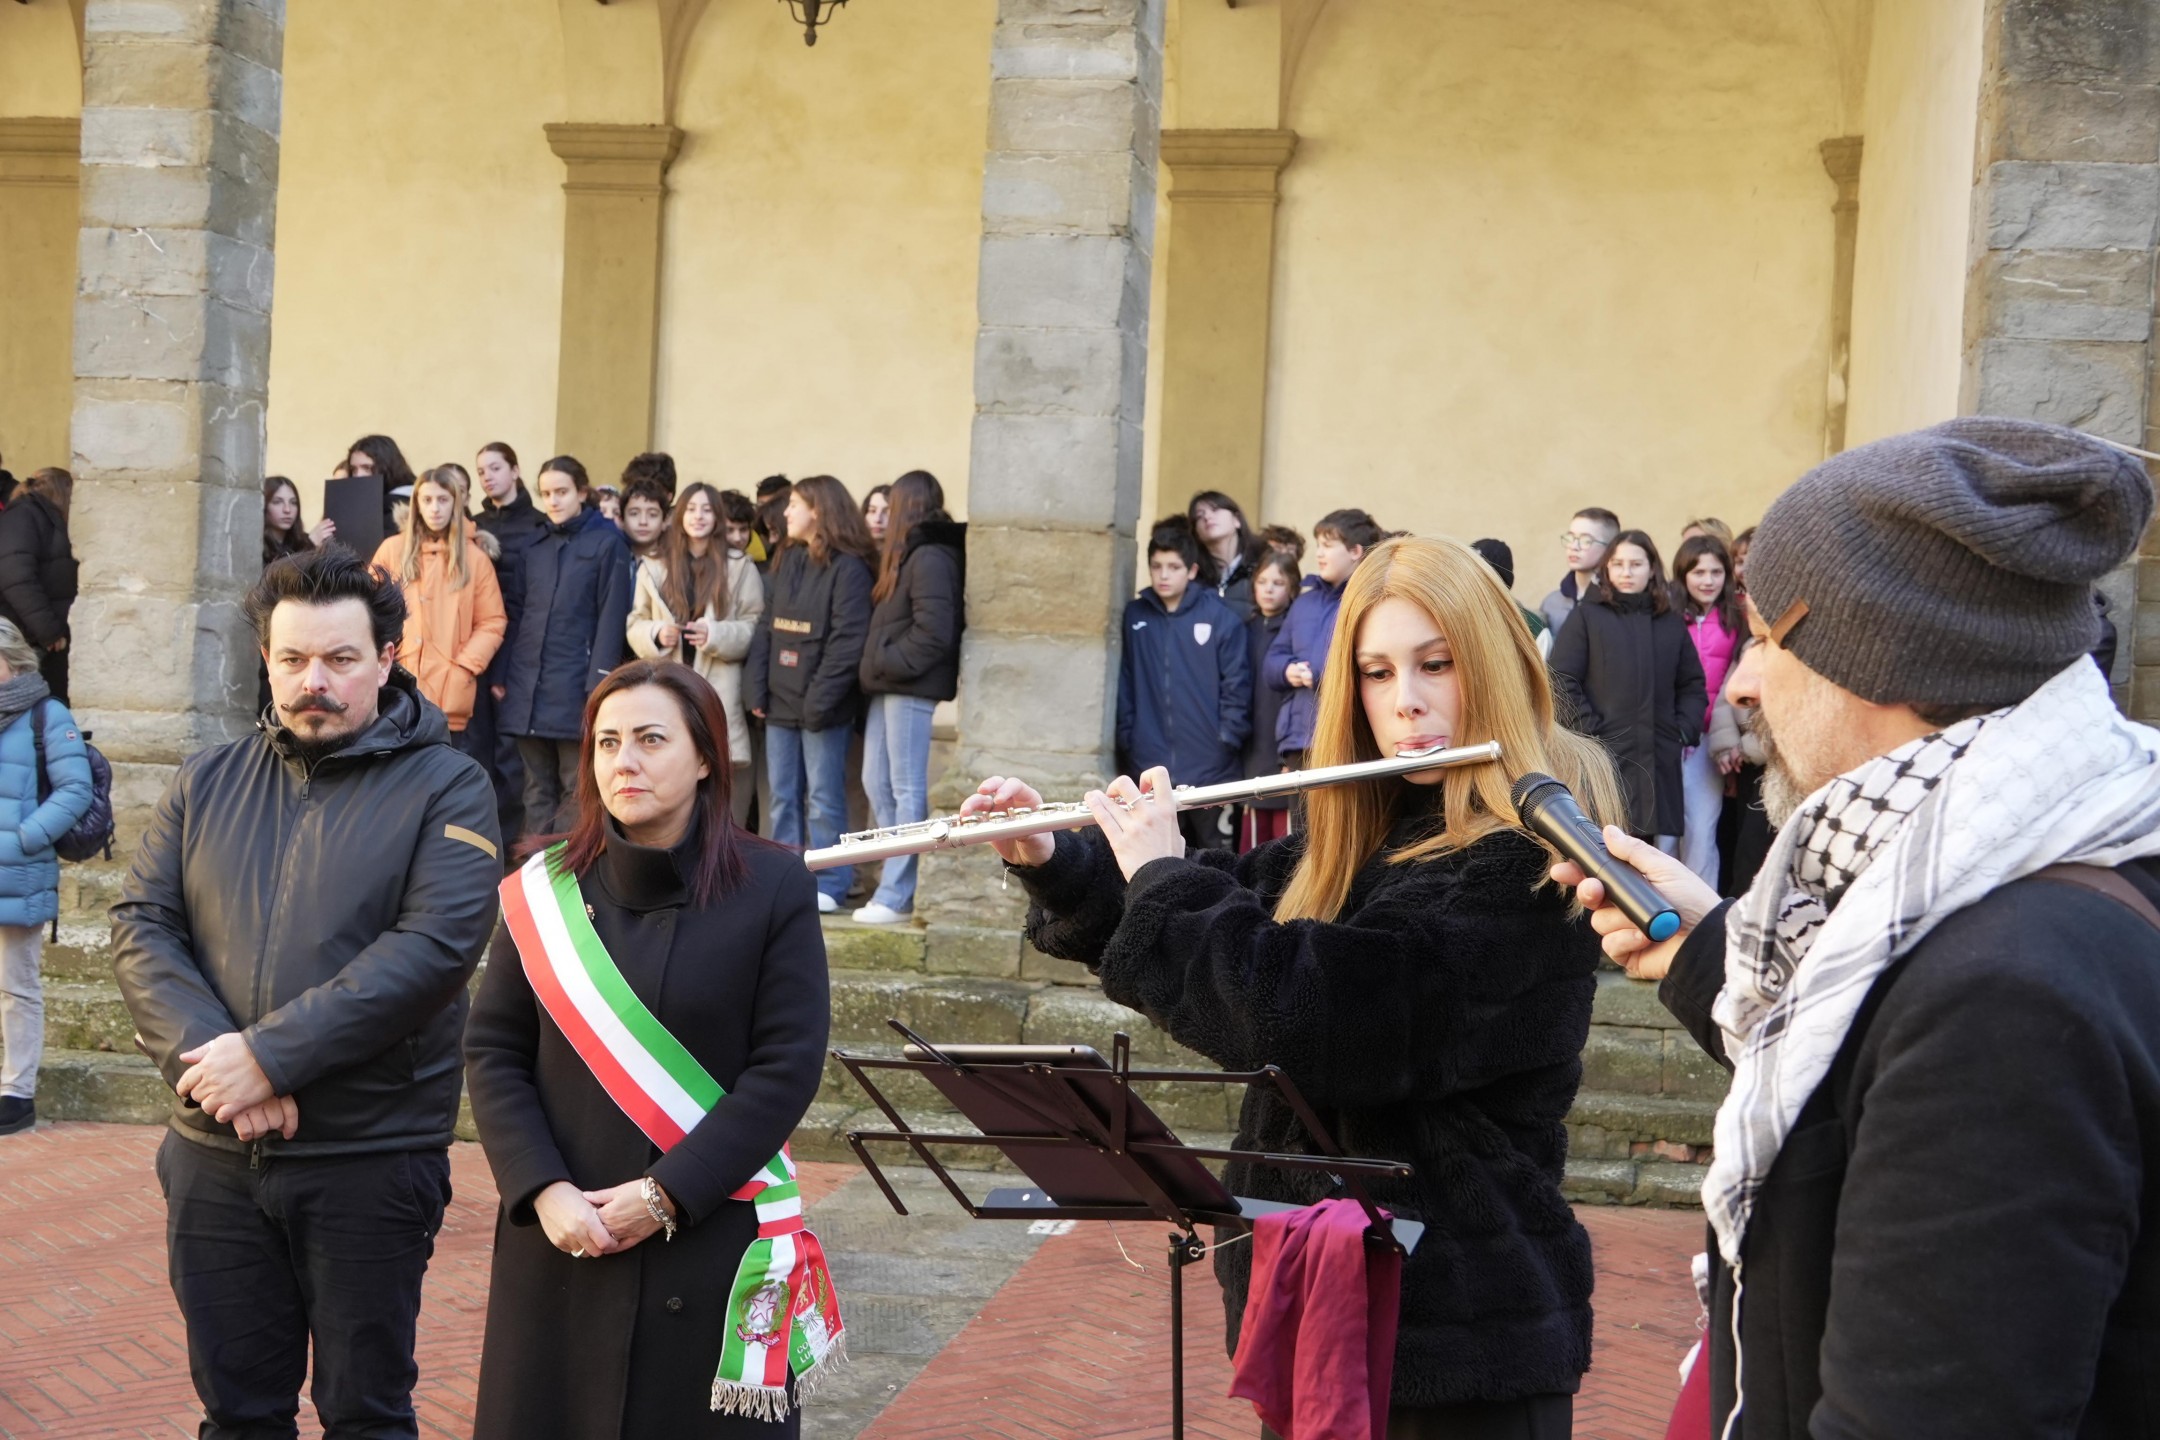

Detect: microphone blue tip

[1647,912,1680,942]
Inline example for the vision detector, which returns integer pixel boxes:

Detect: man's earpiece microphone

[1509,772,1682,942]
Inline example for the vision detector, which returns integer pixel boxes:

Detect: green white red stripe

[501,848,845,1418]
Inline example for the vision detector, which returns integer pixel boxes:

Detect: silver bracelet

[640,1177,678,1242]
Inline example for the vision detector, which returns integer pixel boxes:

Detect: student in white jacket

[626,482,765,825]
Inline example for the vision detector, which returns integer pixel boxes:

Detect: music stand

[834,1021,1424,1440]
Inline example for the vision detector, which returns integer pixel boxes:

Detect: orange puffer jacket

[370,534,507,730]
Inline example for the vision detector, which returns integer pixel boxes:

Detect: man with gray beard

[1552,418,2160,1440]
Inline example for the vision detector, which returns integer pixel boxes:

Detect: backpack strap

[29,697,49,805]
[2032,862,2160,933]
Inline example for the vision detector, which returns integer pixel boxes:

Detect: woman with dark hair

[0,468,80,703]
[1549,527,1706,845]
[970,537,1625,1439]
[263,476,333,563]
[1189,490,1260,621]
[628,483,764,826]
[472,442,550,839]
[370,465,506,747]
[861,484,893,545]
[854,471,963,923]
[500,456,635,836]
[745,475,875,912]
[465,661,835,1439]
[1671,534,1741,885]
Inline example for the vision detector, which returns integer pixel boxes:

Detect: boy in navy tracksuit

[1117,518,1252,851]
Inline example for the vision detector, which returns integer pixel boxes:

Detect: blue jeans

[766,722,853,902]
[863,693,937,912]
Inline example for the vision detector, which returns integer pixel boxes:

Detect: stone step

[58,858,129,924]
[40,920,115,982]
[1563,1157,1710,1209]
[42,980,137,1053]
[37,1048,169,1125]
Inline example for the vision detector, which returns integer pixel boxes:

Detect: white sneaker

[816,892,838,914]
[852,903,910,925]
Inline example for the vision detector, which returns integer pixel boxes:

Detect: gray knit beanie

[1747,417,2153,707]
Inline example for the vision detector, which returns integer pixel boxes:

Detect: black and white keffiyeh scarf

[1704,658,2160,1265]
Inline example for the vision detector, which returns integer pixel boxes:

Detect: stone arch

[553,0,711,123]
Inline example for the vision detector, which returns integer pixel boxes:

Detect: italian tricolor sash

[500,847,846,1420]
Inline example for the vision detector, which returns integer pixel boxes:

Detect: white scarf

[1704,658,2160,1265]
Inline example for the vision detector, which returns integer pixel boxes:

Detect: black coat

[476,489,552,689]
[1243,609,1290,805]
[1549,593,1705,836]
[0,492,76,648]
[745,545,873,732]
[1660,862,2160,1440]
[499,507,635,739]
[859,519,964,701]
[1015,819,1602,1408]
[110,670,502,1155]
[464,828,831,1440]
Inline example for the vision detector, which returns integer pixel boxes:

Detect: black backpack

[30,698,116,863]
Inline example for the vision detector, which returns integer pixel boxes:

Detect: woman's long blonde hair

[400,464,475,591]
[1273,536,1626,923]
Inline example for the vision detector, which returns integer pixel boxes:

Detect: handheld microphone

[1509,772,1682,943]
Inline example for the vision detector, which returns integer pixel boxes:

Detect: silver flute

[803,740,1504,871]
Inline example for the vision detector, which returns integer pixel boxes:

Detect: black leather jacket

[111,671,503,1156]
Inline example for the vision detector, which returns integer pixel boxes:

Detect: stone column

[1818,136,1862,457]
[915,0,1166,970]
[1956,0,2160,718]
[544,123,682,472]
[1154,128,1296,517]
[69,0,284,836]
[0,119,82,477]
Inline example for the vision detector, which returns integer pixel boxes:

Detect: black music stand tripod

[833,1022,1424,1440]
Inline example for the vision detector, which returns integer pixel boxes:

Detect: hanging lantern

[781,0,848,46]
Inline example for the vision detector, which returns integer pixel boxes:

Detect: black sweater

[1659,861,2160,1440]
[1015,819,1602,1407]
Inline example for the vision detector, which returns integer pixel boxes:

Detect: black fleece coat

[1659,861,2160,1440]
[464,828,830,1440]
[1549,593,1705,837]
[746,545,873,732]
[1015,820,1602,1408]
[859,519,964,701]
[476,489,551,689]
[0,492,76,649]
[499,507,635,740]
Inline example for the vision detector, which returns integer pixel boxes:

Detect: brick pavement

[0,1124,1700,1438]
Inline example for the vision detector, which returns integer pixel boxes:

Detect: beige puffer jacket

[625,551,763,767]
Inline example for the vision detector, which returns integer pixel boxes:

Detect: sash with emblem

[499,847,846,1420]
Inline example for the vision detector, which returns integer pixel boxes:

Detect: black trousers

[1264,1393,1571,1440]
[464,682,526,845]
[155,1133,451,1440]
[514,735,581,839]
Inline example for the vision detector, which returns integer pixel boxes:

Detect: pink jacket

[1685,609,1739,735]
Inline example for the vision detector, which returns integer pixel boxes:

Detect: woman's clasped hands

[965,767,1188,881]
[533,1178,676,1259]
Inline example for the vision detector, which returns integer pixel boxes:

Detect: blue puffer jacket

[1263,574,1346,755]
[0,699,92,926]
[499,508,634,740]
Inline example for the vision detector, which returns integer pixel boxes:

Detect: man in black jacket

[1555,419,2160,1439]
[112,545,502,1439]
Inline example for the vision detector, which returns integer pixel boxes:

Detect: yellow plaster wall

[652,0,993,510]
[1263,0,1844,593]
[0,6,81,477]
[262,0,566,512]
[0,4,80,119]
[1842,0,1984,448]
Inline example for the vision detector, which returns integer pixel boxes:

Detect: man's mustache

[281,693,349,716]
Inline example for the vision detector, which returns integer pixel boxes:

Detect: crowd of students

[263,433,1814,912]
[262,438,966,923]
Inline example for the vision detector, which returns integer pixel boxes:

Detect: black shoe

[0,1097,33,1137]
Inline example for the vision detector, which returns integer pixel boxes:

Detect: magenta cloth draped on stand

[1229,1198,1402,1440]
